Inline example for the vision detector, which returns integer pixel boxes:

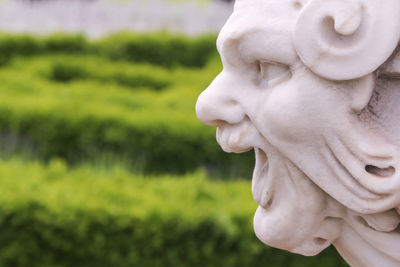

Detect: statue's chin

[253,206,331,256]
[251,148,341,256]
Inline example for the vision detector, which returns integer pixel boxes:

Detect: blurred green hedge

[47,57,172,90]
[0,103,252,175]
[0,34,88,65]
[0,159,347,267]
[96,32,217,67]
[0,32,217,68]
[0,48,253,177]
[0,33,231,176]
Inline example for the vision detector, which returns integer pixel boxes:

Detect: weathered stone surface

[196,0,400,266]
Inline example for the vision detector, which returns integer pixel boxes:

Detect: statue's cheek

[257,84,314,143]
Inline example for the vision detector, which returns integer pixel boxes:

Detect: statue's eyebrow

[217,34,240,56]
[217,35,246,66]
[218,29,298,67]
[217,30,278,65]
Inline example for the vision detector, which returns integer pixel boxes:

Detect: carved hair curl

[294,0,400,80]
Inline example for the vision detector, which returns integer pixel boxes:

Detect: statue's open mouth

[253,148,274,209]
[251,146,338,256]
[215,119,276,210]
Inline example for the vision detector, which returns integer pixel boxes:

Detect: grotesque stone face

[196,0,400,265]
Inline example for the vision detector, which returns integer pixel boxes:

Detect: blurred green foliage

[0,33,253,177]
[0,32,348,266]
[48,57,171,90]
[0,32,216,68]
[0,159,346,267]
[97,32,217,67]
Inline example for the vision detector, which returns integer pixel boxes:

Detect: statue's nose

[196,72,245,126]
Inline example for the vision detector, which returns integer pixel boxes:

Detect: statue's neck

[334,209,400,267]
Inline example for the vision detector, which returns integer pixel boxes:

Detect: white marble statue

[196,0,400,266]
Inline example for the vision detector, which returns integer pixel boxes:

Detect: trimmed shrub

[0,34,42,65]
[0,105,254,176]
[96,32,217,67]
[47,56,171,90]
[0,51,251,177]
[44,33,89,53]
[0,32,217,68]
[0,33,87,64]
[0,159,347,267]
[50,61,88,82]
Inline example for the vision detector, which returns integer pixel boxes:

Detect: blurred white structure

[0,0,233,37]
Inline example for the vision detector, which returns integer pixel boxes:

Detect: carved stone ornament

[196,0,400,265]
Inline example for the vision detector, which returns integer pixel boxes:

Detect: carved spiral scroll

[294,0,400,80]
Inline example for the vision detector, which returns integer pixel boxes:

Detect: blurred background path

[0,0,233,38]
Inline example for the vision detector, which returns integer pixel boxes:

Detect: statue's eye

[258,61,291,87]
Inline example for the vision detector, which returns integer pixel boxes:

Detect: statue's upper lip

[215,116,257,153]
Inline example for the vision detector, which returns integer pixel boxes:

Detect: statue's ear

[349,74,375,113]
[294,0,400,81]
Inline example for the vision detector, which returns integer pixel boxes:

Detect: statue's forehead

[234,0,306,15]
[220,0,302,43]
[217,0,301,64]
